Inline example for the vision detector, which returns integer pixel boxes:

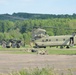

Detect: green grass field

[48,49,76,55]
[0,47,76,55]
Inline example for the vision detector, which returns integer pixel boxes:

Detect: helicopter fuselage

[32,28,76,48]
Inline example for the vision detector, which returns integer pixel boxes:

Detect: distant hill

[0,12,76,20]
[0,13,26,20]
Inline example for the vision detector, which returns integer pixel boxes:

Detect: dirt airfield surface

[0,54,76,75]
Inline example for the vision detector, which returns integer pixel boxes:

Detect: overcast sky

[0,0,76,14]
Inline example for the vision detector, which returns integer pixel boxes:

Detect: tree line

[0,18,76,44]
[0,13,76,20]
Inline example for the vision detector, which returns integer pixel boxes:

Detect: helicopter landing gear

[66,46,69,49]
[43,46,46,48]
[60,46,63,49]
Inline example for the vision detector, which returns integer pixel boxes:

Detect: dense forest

[0,12,76,44]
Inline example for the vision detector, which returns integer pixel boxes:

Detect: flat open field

[0,54,76,75]
[0,48,76,75]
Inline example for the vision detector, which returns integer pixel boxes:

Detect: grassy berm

[0,67,75,75]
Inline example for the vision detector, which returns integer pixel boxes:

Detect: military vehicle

[32,28,76,48]
[1,40,6,48]
[2,39,22,48]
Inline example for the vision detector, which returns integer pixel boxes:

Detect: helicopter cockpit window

[45,32,47,35]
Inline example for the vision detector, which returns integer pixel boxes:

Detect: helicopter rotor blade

[32,26,76,31]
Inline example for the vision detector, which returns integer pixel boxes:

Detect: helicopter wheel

[35,46,39,48]
[33,46,38,48]
[66,46,69,49]
[60,46,63,49]
[43,46,46,48]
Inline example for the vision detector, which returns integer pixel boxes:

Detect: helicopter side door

[70,37,74,46]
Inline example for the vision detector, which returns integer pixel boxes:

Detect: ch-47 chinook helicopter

[31,26,76,48]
